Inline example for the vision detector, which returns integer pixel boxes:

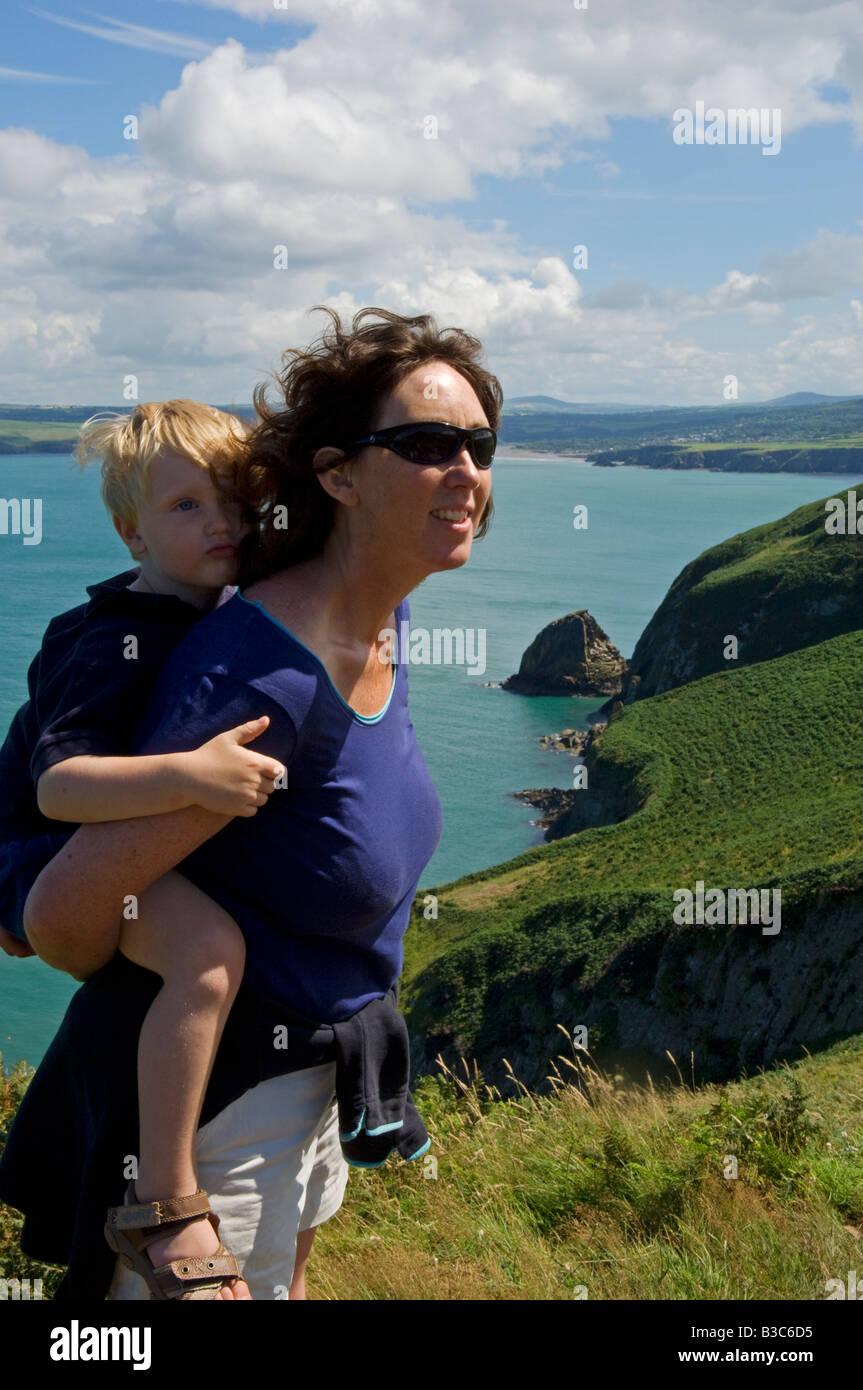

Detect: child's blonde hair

[76,399,250,526]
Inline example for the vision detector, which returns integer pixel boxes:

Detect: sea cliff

[402,489,863,1092]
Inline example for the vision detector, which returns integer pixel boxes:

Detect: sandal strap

[105,1184,242,1299]
[107,1185,212,1232]
[130,1211,220,1259]
[151,1248,241,1300]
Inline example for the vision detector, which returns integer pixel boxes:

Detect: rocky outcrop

[502,611,627,697]
[511,786,578,835]
[513,722,608,838]
[407,875,863,1094]
[536,725,597,754]
[585,884,863,1075]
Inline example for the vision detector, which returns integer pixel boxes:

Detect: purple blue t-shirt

[132,588,443,1021]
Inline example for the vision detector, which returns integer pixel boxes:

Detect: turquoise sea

[0,453,848,1069]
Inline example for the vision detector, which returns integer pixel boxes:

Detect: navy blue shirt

[0,568,215,838]
[133,588,443,1021]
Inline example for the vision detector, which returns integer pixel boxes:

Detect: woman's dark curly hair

[235,305,502,585]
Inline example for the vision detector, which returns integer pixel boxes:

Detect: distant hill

[4,396,863,470]
[503,392,858,415]
[504,396,654,415]
[762,392,858,408]
[499,395,863,459]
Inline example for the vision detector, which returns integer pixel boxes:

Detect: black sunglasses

[345,421,497,469]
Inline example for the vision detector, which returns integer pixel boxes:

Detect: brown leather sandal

[105,1182,244,1300]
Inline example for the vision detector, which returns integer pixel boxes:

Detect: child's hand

[183,715,286,817]
[0,923,35,958]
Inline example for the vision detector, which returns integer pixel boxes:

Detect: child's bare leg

[23,806,232,981]
[118,868,250,1299]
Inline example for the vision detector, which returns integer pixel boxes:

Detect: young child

[0,400,285,1300]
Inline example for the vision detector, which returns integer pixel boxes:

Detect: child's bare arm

[37,751,194,822]
[36,715,285,823]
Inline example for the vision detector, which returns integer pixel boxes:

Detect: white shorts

[106,1061,349,1300]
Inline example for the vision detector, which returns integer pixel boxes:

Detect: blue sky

[1,0,861,405]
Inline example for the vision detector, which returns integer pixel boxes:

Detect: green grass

[4,1035,862,1300]
[401,627,863,1055]
[0,1058,65,1297]
[0,420,78,444]
[286,1033,863,1299]
[185,1031,863,1299]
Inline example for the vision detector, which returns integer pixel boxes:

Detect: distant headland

[2,393,863,472]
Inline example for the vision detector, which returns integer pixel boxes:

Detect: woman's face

[329,360,493,580]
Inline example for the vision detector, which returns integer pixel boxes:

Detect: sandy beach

[494,446,590,461]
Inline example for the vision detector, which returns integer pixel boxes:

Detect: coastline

[495,444,860,476]
[495,446,589,461]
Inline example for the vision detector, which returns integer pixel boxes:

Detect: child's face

[120,450,251,597]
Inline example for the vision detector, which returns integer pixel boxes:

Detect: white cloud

[140,41,474,198]
[139,0,863,201]
[3,2,863,402]
[166,0,863,139]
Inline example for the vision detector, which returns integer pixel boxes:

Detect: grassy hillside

[402,486,863,1089]
[4,1037,862,1299]
[0,420,78,442]
[313,1037,863,1300]
[617,486,862,703]
[0,420,79,453]
[402,629,863,1085]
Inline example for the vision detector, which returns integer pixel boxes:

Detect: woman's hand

[181,716,286,817]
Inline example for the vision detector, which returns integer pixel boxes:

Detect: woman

[0,305,501,1300]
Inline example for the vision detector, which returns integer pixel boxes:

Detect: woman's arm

[23,803,233,981]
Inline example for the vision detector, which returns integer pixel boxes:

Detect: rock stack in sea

[501,610,627,697]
